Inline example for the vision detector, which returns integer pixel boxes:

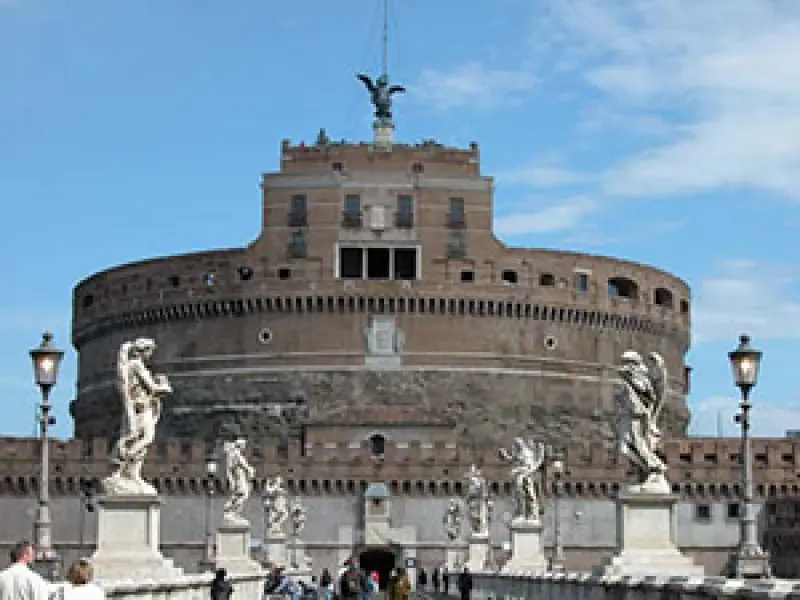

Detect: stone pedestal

[594,491,704,577]
[90,495,181,581]
[373,121,394,148]
[502,519,547,573]
[262,532,289,568]
[445,544,467,570]
[466,533,491,571]
[215,521,262,575]
[731,547,772,579]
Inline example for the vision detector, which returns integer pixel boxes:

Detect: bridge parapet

[470,571,799,600]
[87,572,265,600]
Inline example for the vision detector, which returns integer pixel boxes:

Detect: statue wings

[357,73,375,93]
[647,352,668,422]
[389,85,406,95]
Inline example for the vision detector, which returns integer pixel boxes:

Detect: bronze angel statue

[616,350,670,493]
[357,73,406,122]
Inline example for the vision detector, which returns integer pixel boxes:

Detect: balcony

[395,212,414,228]
[447,214,466,229]
[287,241,307,259]
[341,211,363,228]
[288,212,308,227]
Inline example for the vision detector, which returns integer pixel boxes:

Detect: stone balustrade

[470,571,800,600]
[90,572,266,600]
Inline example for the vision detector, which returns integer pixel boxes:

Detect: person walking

[319,568,333,600]
[456,567,472,600]
[416,568,427,593]
[442,567,450,596]
[432,567,440,594]
[209,569,233,600]
[0,541,51,600]
[390,568,410,600]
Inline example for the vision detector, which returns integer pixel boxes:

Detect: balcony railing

[447,214,466,229]
[341,211,363,228]
[395,212,414,228]
[288,212,308,227]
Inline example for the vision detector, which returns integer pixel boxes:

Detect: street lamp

[728,333,770,579]
[550,454,566,572]
[202,449,218,570]
[29,331,64,580]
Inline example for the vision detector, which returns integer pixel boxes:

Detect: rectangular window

[289,194,307,226]
[396,195,414,228]
[366,248,391,280]
[288,231,306,257]
[343,194,362,227]
[727,502,741,520]
[695,504,712,521]
[339,247,363,279]
[574,272,589,293]
[447,231,466,258]
[394,248,417,280]
[448,197,465,227]
[501,270,518,284]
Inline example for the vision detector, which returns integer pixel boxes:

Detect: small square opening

[501,270,518,284]
[278,268,291,280]
[460,270,475,283]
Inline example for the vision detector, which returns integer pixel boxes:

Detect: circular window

[258,328,273,345]
[544,335,558,351]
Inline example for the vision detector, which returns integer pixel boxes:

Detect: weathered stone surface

[71,368,689,448]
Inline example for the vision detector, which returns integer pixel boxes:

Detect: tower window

[288,231,307,258]
[289,194,307,227]
[340,247,363,279]
[394,249,417,280]
[539,273,555,287]
[574,272,589,293]
[608,276,638,300]
[448,197,465,227]
[501,270,518,285]
[460,270,475,283]
[369,434,386,457]
[278,268,291,280]
[367,248,391,280]
[396,195,414,228]
[342,195,362,227]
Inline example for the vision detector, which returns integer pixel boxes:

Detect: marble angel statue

[263,476,290,536]
[463,464,491,536]
[104,338,172,495]
[289,498,307,537]
[222,438,255,524]
[498,437,546,522]
[617,350,670,493]
[443,497,464,541]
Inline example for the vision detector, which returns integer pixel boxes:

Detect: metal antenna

[381,0,389,79]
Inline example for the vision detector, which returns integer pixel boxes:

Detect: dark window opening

[332,162,344,171]
[342,194,362,227]
[695,504,712,521]
[447,231,466,258]
[727,503,741,519]
[680,299,690,314]
[539,273,555,286]
[394,249,417,280]
[608,276,639,299]
[82,294,95,309]
[369,434,386,457]
[654,287,674,308]
[340,247,363,279]
[168,276,180,287]
[461,270,475,283]
[288,230,307,257]
[237,266,254,281]
[278,268,291,280]
[501,270,518,284]
[574,272,589,293]
[448,197,465,227]
[367,248,391,280]
[289,194,307,226]
[396,195,414,228]
[412,162,424,174]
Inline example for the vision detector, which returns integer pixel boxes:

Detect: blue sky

[1,0,798,440]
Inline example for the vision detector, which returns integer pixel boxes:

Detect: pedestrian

[339,559,364,600]
[416,568,427,592]
[432,567,440,594]
[442,567,450,596]
[456,567,471,600]
[53,558,104,600]
[390,568,410,600]
[319,568,333,600]
[210,568,233,600]
[0,541,51,600]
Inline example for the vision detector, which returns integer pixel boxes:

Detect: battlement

[277,138,481,176]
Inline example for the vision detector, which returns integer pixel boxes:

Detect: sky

[1,0,799,441]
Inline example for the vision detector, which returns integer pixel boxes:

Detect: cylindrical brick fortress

[70,139,691,447]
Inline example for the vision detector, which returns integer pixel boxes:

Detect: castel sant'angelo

[2,55,799,580]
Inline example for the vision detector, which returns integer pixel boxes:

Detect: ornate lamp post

[729,334,770,579]
[550,453,566,572]
[29,331,64,580]
[202,449,218,570]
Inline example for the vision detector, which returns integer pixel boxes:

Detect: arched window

[653,287,674,308]
[369,434,386,457]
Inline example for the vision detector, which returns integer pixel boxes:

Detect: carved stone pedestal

[215,521,262,575]
[445,543,467,570]
[373,121,394,148]
[262,532,289,568]
[90,495,181,582]
[502,519,547,573]
[594,492,704,577]
[466,533,491,571]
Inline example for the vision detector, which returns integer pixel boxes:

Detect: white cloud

[498,162,591,188]
[494,196,598,236]
[536,0,800,201]
[689,395,800,438]
[692,261,800,343]
[413,62,535,110]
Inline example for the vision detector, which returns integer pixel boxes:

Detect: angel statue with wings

[356,73,406,123]
[499,437,546,522]
[443,498,464,541]
[104,338,172,496]
[617,350,670,493]
[463,464,491,536]
[222,438,255,524]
